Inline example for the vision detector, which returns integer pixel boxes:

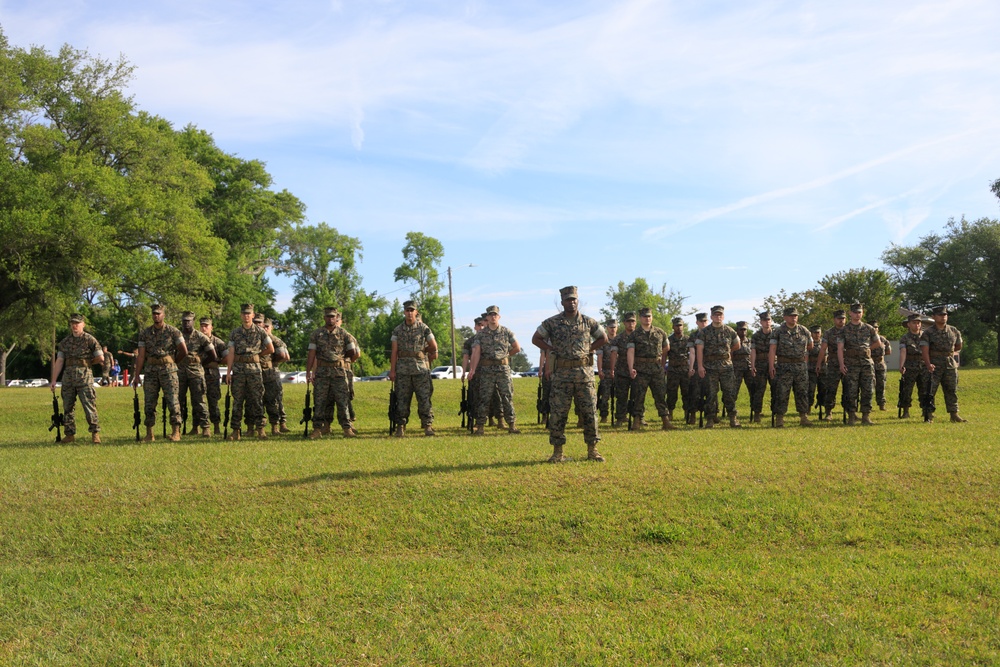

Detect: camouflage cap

[323,307,339,316]
[559,286,578,300]
[931,305,949,315]
[710,305,724,315]
[473,316,484,325]
[671,316,684,326]
[905,313,922,323]
[181,311,195,321]
[485,305,500,316]
[252,313,264,324]
[638,306,652,317]
[69,313,84,324]
[809,324,823,333]
[623,311,637,322]
[240,303,254,314]
[868,319,879,328]
[736,320,748,329]
[695,312,708,322]
[833,309,846,318]
[403,300,418,311]
[757,311,771,321]
[850,302,864,313]
[263,317,273,327]
[605,318,618,327]
[199,317,213,325]
[151,304,165,314]
[782,307,799,317]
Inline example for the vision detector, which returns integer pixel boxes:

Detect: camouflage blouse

[870,336,890,365]
[920,325,962,369]
[696,324,739,367]
[182,329,214,376]
[536,312,605,377]
[731,337,751,371]
[473,325,518,372]
[138,324,184,359]
[596,339,616,372]
[627,326,668,365]
[612,331,632,371]
[392,321,435,374]
[750,328,772,366]
[769,323,811,361]
[667,332,690,370]
[57,332,103,383]
[228,325,271,358]
[839,322,879,357]
[822,325,845,348]
[263,333,287,373]
[899,331,924,367]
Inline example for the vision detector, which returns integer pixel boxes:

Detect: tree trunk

[0,343,14,388]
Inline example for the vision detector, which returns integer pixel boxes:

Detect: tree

[816,268,902,341]
[601,278,686,331]
[510,350,531,373]
[755,289,843,332]
[882,216,1000,364]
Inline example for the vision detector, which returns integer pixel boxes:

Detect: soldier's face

[241,312,254,327]
[933,313,947,326]
[711,312,724,326]
[404,307,418,325]
[200,323,213,336]
[811,331,822,343]
[264,324,272,335]
[182,320,193,333]
[737,328,747,339]
[474,322,484,332]
[834,315,846,326]
[759,317,770,329]
[849,310,863,324]
[562,297,578,315]
[486,313,500,327]
[640,314,653,328]
[784,315,797,328]
[625,320,636,332]
[908,321,922,334]
[152,311,165,326]
[606,326,617,338]
[70,321,84,336]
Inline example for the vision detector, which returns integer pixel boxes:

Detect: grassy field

[2,371,999,665]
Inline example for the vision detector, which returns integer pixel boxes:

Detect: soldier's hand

[50,384,56,394]
[630,369,637,379]
[769,367,776,380]
[899,367,906,375]
[598,369,604,380]
[839,364,847,375]
[750,367,757,377]
[928,363,936,373]
[698,367,706,379]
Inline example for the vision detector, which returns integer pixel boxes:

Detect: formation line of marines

[48,289,968,457]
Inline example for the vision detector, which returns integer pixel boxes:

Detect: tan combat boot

[822,409,834,422]
[143,427,155,443]
[91,432,101,444]
[847,412,858,426]
[279,423,290,433]
[271,424,280,435]
[256,427,268,439]
[799,413,811,427]
[703,416,715,429]
[423,425,436,437]
[629,420,644,431]
[393,425,405,438]
[213,423,221,435]
[508,422,521,434]
[321,424,331,435]
[228,428,241,441]
[343,426,357,438]
[473,423,485,436]
[774,414,785,428]
[548,445,566,463]
[614,419,626,428]
[309,427,323,439]
[950,412,967,423]
[661,415,675,431]
[861,412,874,426]
[729,412,742,428]
[752,411,762,424]
[901,408,910,419]
[169,425,181,442]
[61,434,76,444]
[497,418,507,430]
[587,444,605,462]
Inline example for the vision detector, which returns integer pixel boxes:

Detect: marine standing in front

[50,313,104,444]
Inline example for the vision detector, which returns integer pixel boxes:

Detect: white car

[6,379,26,387]
[24,378,50,388]
[282,371,308,384]
[429,365,461,379]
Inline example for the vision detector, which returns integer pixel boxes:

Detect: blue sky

[4,0,1000,353]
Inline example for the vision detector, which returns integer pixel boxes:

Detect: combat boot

[548,445,567,463]
[950,412,967,423]
[201,426,210,437]
[847,412,858,426]
[279,423,290,434]
[774,414,785,428]
[668,409,675,422]
[600,415,607,424]
[900,408,910,419]
[91,432,101,444]
[321,424,331,436]
[925,414,935,423]
[61,434,76,444]
[729,412,742,428]
[686,412,697,426]
[473,423,485,436]
[879,402,887,411]
[169,425,181,442]
[614,419,626,428]
[213,423,221,435]
[423,425,436,437]
[497,418,507,430]
[661,415,675,431]
[587,444,605,462]
[227,428,241,442]
[752,411,762,424]
[343,426,357,438]
[629,420,644,431]
[508,422,521,434]
[394,425,405,438]
[861,412,874,426]
[822,408,833,422]
[255,427,268,439]
[143,427,155,443]
[271,424,280,435]
[703,416,715,429]
[488,417,496,427]
[309,427,323,439]
[799,413,812,427]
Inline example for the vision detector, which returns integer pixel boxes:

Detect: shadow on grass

[262,458,549,487]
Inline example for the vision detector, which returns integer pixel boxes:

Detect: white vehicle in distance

[282,371,308,384]
[429,365,461,379]
[25,378,50,388]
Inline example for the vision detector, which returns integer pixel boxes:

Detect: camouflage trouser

[822,365,844,411]
[772,362,810,416]
[842,361,874,414]
[873,363,887,407]
[396,371,434,427]
[314,369,351,430]
[808,366,823,408]
[263,368,285,426]
[749,361,772,415]
[61,370,99,435]
[144,364,181,428]
[336,372,355,425]
[897,364,925,409]
[475,368,514,425]
[926,362,960,414]
[205,365,222,425]
[548,368,599,447]
[178,367,209,429]
[596,374,614,418]
[613,369,632,423]
[704,362,738,419]
[631,364,668,419]
[230,364,264,431]
[665,369,690,414]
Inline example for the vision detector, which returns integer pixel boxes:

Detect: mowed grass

[2,371,999,665]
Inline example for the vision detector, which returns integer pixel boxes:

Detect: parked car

[520,366,540,378]
[429,365,461,379]
[282,371,308,384]
[357,370,390,382]
[6,379,26,387]
[24,378,49,388]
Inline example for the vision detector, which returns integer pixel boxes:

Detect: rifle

[300,384,312,437]
[919,371,933,422]
[223,383,231,440]
[48,394,64,443]
[348,375,356,422]
[459,379,470,429]
[815,371,827,414]
[536,378,549,426]
[388,382,399,435]
[596,377,608,420]
[610,377,616,422]
[180,393,188,435]
[699,377,710,428]
[626,379,634,430]
[133,387,142,442]
[162,395,167,438]
[467,380,477,433]
[897,373,905,419]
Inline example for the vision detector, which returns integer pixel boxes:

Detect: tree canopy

[601,279,686,331]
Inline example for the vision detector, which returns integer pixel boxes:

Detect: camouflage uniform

[612,329,633,425]
[749,328,773,417]
[138,324,185,428]
[821,324,847,413]
[100,350,113,386]
[536,312,605,448]
[205,333,227,427]
[769,322,812,416]
[807,334,826,410]
[595,337,616,420]
[839,322,879,416]
[665,330,691,415]
[695,324,740,421]
[897,330,926,410]
[392,320,436,428]
[920,324,963,416]
[262,333,288,427]
[178,329,214,430]
[628,325,669,420]
[685,327,710,423]
[56,332,103,436]
[228,324,271,432]
[472,325,519,425]
[731,333,753,403]
[310,326,356,431]
[871,334,891,409]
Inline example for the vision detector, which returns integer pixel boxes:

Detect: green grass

[2,371,999,665]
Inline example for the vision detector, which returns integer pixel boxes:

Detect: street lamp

[447,264,476,378]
